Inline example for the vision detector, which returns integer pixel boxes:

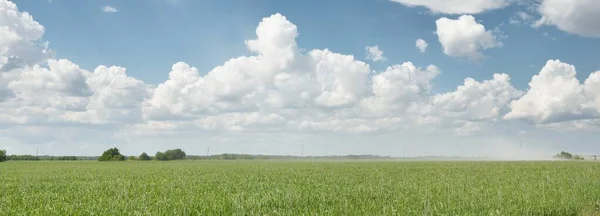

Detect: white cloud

[389,0,510,14]
[435,15,502,61]
[0,0,52,70]
[368,63,439,110]
[365,45,385,62]
[415,39,428,53]
[138,14,451,135]
[504,59,600,124]
[102,6,118,13]
[433,73,522,121]
[535,0,600,37]
[0,59,150,126]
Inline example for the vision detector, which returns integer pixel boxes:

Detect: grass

[1,160,599,215]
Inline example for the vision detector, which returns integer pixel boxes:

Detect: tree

[0,149,6,162]
[128,156,137,160]
[553,151,573,160]
[138,152,151,161]
[165,148,186,160]
[98,148,125,161]
[155,149,186,161]
[155,152,168,161]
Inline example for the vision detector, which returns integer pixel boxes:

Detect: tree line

[98,148,186,161]
[0,150,81,161]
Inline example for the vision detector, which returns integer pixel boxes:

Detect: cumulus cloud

[102,6,118,13]
[142,14,382,132]
[435,15,502,61]
[0,0,52,70]
[144,14,372,121]
[504,60,600,124]
[534,0,600,37]
[433,73,522,121]
[389,0,510,14]
[0,59,150,126]
[415,39,428,53]
[365,45,385,62]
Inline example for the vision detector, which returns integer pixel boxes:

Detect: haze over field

[1,0,600,158]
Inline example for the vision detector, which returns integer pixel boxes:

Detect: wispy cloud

[102,6,118,13]
[365,45,385,62]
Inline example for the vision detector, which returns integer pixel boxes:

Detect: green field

[1,161,599,215]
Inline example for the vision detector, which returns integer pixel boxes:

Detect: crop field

[1,161,600,215]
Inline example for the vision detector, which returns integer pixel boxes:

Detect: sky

[1,0,600,158]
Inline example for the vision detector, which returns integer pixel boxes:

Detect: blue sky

[2,0,600,158]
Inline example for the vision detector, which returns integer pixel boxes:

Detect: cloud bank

[1,0,599,156]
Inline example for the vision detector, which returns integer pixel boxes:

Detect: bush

[128,156,137,161]
[138,152,151,161]
[0,149,6,162]
[98,148,125,161]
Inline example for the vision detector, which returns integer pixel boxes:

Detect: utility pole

[403,143,406,159]
[36,148,38,157]
[206,145,210,157]
[301,144,304,157]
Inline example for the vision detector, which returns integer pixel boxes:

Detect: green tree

[128,156,137,160]
[155,152,168,161]
[138,152,151,161]
[0,149,6,162]
[165,148,186,160]
[98,148,125,161]
[154,149,186,161]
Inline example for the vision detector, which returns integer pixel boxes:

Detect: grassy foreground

[1,161,599,215]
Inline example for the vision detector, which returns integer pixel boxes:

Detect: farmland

[1,161,599,215]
